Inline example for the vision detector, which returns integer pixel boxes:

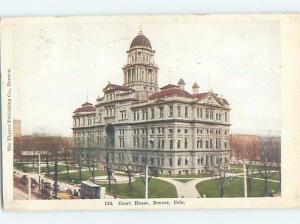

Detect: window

[184,138,188,149]
[169,158,173,166]
[184,129,188,134]
[150,108,154,119]
[151,128,155,134]
[142,109,148,120]
[169,139,173,149]
[185,158,188,165]
[120,110,127,120]
[169,105,173,117]
[205,109,209,119]
[150,140,154,148]
[159,107,164,118]
[197,158,200,165]
[133,111,139,121]
[177,128,181,134]
[184,107,188,118]
[169,128,173,134]
[224,140,227,148]
[177,139,181,149]
[119,138,125,148]
[210,139,213,149]
[210,109,214,119]
[161,139,165,148]
[178,158,181,166]
[205,139,209,149]
[177,106,181,117]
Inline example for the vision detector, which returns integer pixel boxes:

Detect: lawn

[103,177,178,198]
[252,172,281,181]
[14,162,76,173]
[173,179,194,183]
[196,176,280,197]
[56,170,107,184]
[229,164,278,171]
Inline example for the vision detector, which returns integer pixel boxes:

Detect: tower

[123,30,159,100]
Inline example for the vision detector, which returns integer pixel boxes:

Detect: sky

[9,15,281,137]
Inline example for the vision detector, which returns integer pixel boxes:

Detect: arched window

[205,139,209,149]
[200,139,203,148]
[197,158,201,165]
[185,158,188,165]
[178,158,181,166]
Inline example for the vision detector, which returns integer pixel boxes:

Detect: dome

[130,30,152,49]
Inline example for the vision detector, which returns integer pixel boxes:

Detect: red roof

[103,83,134,92]
[160,84,179,90]
[149,88,194,100]
[149,89,214,102]
[193,92,208,100]
[74,102,96,113]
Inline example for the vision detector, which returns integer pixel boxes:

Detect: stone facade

[72,30,231,175]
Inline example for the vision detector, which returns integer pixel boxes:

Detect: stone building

[72,30,231,175]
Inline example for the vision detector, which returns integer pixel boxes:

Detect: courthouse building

[72,30,231,175]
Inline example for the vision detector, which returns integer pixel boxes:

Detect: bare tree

[214,156,230,197]
[258,136,281,196]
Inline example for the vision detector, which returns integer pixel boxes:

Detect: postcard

[1,14,300,211]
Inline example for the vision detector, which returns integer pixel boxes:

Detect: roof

[103,83,134,92]
[73,102,96,113]
[192,82,199,88]
[178,78,185,85]
[81,181,100,188]
[193,92,208,100]
[160,84,179,90]
[130,30,152,49]
[149,88,193,100]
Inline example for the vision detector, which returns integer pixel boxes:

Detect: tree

[214,155,230,197]
[258,136,281,196]
[230,134,260,195]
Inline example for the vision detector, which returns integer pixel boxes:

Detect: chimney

[178,78,185,90]
[192,82,199,94]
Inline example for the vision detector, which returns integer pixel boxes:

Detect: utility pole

[53,160,58,198]
[243,162,247,198]
[92,159,95,183]
[145,163,148,199]
[38,153,41,183]
[28,177,31,200]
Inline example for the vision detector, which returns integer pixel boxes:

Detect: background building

[72,30,231,175]
[13,119,22,137]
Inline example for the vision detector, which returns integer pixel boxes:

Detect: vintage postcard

[1,14,300,211]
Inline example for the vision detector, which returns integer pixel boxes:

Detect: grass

[252,172,280,181]
[228,169,244,174]
[196,176,280,197]
[173,179,194,183]
[229,164,277,171]
[14,162,76,173]
[56,170,107,184]
[103,177,178,198]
